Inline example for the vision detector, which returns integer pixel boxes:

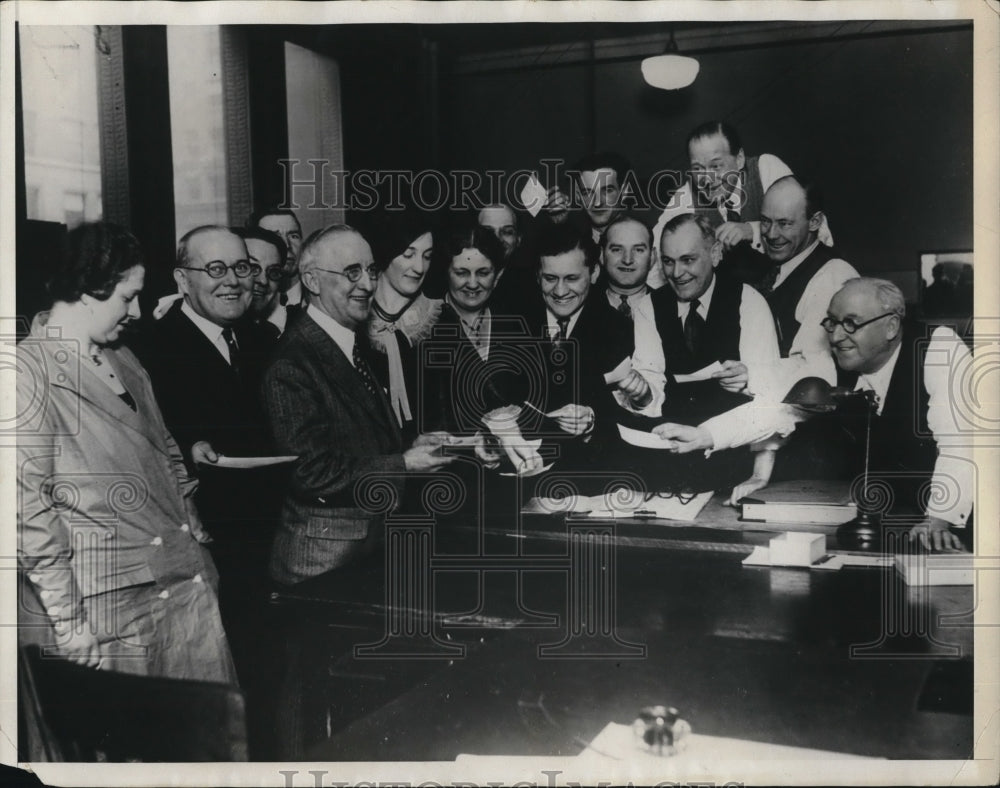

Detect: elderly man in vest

[654,278,974,552]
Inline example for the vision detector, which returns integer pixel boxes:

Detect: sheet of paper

[617,423,673,449]
[603,356,632,385]
[519,173,547,217]
[213,455,297,469]
[674,360,724,384]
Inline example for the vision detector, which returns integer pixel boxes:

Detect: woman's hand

[191,441,219,465]
[56,625,102,668]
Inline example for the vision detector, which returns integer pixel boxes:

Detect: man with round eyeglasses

[263,224,455,584]
[234,226,294,339]
[653,278,974,551]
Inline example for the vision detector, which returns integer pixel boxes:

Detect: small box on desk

[742,532,826,568]
[769,532,826,566]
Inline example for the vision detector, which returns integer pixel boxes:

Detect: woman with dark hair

[365,211,442,437]
[17,222,236,684]
[426,224,532,437]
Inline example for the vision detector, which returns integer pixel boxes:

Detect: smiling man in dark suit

[262,224,454,585]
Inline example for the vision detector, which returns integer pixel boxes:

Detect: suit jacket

[421,303,532,433]
[131,301,277,531]
[17,314,216,626]
[262,311,406,584]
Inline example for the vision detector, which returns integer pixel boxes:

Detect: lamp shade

[641,54,699,90]
[782,377,838,413]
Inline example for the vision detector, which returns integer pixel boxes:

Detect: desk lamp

[782,377,881,549]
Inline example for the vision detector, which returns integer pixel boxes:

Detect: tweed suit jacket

[262,311,406,584]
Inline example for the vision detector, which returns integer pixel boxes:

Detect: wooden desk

[269,484,974,762]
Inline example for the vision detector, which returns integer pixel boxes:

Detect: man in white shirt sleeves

[654,279,975,552]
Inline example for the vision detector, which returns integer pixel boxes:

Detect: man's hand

[403,444,456,472]
[909,516,966,552]
[191,441,219,465]
[651,423,714,454]
[715,221,753,249]
[543,186,570,223]
[473,432,502,469]
[548,404,595,436]
[412,431,452,449]
[55,625,102,668]
[616,370,652,407]
[712,360,748,393]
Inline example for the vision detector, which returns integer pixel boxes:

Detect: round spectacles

[263,265,286,282]
[180,261,261,279]
[315,264,381,283]
[820,312,896,335]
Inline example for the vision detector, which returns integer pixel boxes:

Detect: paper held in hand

[519,173,548,217]
[673,360,724,384]
[603,356,632,385]
[214,455,297,469]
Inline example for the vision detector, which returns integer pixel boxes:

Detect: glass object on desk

[632,705,691,756]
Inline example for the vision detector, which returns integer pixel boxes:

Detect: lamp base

[836,511,882,551]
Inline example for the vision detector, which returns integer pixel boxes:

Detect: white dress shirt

[181,301,235,365]
[266,302,289,336]
[770,240,859,385]
[307,304,356,366]
[284,279,304,307]
[701,327,974,526]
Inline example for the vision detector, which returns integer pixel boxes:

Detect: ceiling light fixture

[641,28,699,90]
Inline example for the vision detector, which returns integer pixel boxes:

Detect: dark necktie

[221,327,241,377]
[758,265,780,296]
[684,300,705,355]
[352,333,381,397]
[555,317,570,345]
[725,203,741,223]
[617,294,632,320]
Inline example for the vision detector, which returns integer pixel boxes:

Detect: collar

[306,303,356,364]
[676,274,717,319]
[266,302,288,334]
[180,300,226,346]
[284,279,303,306]
[606,286,648,310]
[854,342,901,416]
[773,239,821,288]
[545,306,584,339]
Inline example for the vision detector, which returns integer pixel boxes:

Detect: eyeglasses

[263,265,286,282]
[179,261,260,279]
[820,312,897,335]
[314,264,380,283]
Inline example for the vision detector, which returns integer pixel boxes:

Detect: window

[20,26,102,228]
[167,26,228,242]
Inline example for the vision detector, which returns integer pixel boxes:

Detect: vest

[835,322,938,515]
[650,272,751,424]
[765,243,838,357]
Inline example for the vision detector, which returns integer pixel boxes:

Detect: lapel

[44,342,170,457]
[298,313,400,440]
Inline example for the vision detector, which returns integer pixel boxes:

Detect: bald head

[478,204,520,257]
[760,176,824,264]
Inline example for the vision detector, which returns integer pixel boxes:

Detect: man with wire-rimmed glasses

[262,224,456,585]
